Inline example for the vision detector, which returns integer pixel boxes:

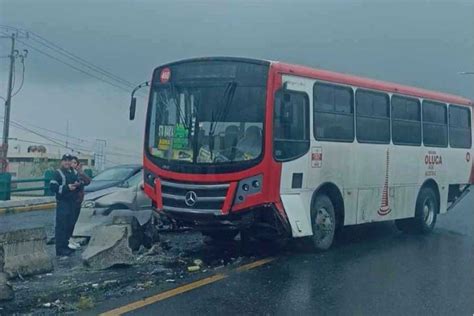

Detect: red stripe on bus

[272,62,473,107]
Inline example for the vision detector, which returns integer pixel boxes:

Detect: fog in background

[1,0,473,165]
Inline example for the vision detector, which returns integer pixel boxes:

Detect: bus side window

[449,105,472,149]
[422,101,448,147]
[273,90,310,161]
[313,83,354,142]
[356,89,391,144]
[392,95,422,146]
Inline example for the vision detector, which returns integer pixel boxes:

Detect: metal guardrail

[0,171,54,200]
[0,169,93,200]
[11,177,49,193]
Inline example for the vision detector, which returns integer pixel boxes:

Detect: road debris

[76,295,94,310]
[82,224,134,270]
[187,265,200,272]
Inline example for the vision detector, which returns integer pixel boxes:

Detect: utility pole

[1,31,28,172]
[94,139,107,171]
[66,120,69,149]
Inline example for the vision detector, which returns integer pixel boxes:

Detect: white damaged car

[74,171,160,249]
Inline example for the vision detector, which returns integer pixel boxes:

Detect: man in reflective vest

[49,154,81,256]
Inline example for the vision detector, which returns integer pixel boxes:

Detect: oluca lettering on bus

[425,151,443,169]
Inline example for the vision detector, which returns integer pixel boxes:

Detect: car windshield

[126,171,143,187]
[93,167,135,181]
[147,83,265,164]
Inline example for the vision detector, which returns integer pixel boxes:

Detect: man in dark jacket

[68,156,91,249]
[49,154,81,256]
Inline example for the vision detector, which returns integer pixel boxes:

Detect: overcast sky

[1,0,473,166]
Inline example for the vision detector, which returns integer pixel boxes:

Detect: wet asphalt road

[98,191,474,316]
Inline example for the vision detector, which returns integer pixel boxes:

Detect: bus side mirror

[129,97,137,121]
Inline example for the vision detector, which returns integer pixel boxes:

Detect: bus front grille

[160,180,229,215]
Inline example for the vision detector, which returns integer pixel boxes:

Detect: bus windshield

[147,82,266,165]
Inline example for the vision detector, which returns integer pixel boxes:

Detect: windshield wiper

[208,81,237,158]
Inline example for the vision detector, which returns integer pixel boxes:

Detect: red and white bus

[132,57,473,250]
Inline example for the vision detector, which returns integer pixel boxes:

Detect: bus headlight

[234,174,263,205]
[144,170,156,187]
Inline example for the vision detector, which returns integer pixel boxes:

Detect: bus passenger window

[449,105,472,149]
[423,101,448,147]
[392,95,421,146]
[313,83,354,142]
[356,90,390,144]
[273,90,310,161]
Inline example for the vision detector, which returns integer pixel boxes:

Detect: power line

[15,118,95,145]
[5,115,141,159]
[1,30,146,98]
[12,37,135,95]
[9,137,81,150]
[28,32,137,89]
[6,119,94,155]
[0,26,138,89]
[0,26,147,97]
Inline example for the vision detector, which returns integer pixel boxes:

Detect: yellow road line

[100,257,276,316]
[235,257,275,272]
[100,274,227,316]
[0,202,56,215]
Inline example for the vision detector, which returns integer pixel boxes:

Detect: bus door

[273,75,313,237]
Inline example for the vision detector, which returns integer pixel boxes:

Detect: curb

[0,202,56,215]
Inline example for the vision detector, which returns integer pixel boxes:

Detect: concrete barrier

[0,272,14,301]
[0,246,14,301]
[0,227,53,279]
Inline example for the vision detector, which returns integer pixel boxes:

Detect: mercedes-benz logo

[184,191,198,207]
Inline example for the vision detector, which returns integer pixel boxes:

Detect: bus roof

[272,61,473,107]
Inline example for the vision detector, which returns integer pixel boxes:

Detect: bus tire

[396,187,438,234]
[310,193,336,251]
[412,186,438,234]
[201,230,239,241]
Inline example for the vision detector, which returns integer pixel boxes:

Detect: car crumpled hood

[94,186,137,208]
[84,186,126,201]
[85,180,121,192]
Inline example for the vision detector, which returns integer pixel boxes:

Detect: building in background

[8,149,94,179]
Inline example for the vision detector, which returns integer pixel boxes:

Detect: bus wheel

[396,187,438,234]
[201,230,239,241]
[413,187,438,234]
[310,194,336,251]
